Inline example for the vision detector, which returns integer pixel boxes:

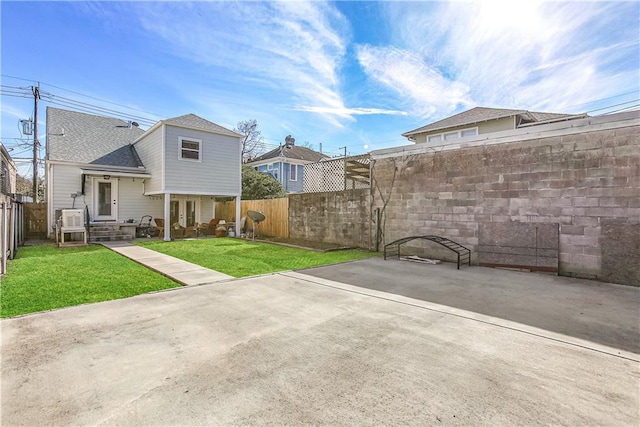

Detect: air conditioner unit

[61,209,84,228]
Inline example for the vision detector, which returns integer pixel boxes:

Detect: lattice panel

[304,155,370,193]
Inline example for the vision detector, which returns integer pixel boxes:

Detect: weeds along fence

[215,197,289,238]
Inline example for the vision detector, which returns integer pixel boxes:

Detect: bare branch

[234,119,264,163]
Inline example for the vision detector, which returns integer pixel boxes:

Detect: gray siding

[50,164,83,229]
[199,197,216,222]
[48,164,164,232]
[163,125,241,195]
[282,163,303,193]
[116,177,164,221]
[133,126,163,194]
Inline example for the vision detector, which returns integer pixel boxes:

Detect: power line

[600,103,640,115]
[2,75,164,119]
[40,93,157,126]
[562,90,640,111]
[586,98,640,114]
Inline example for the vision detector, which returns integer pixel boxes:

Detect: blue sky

[1,0,639,176]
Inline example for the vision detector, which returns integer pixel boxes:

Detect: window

[444,132,459,141]
[179,137,201,161]
[267,163,273,170]
[426,127,478,144]
[290,164,297,181]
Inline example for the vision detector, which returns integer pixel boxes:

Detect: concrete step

[90,234,133,242]
[91,230,129,236]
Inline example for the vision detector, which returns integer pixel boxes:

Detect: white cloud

[363,0,639,118]
[128,1,391,125]
[295,105,408,117]
[356,45,471,118]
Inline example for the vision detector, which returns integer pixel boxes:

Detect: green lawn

[1,239,377,318]
[137,238,378,277]
[0,245,178,318]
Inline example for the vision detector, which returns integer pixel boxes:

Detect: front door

[93,179,118,221]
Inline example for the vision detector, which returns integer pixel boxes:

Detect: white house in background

[45,107,243,241]
[247,135,328,193]
[402,106,587,144]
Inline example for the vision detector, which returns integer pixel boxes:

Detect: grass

[1,239,378,318]
[0,244,178,318]
[137,238,378,277]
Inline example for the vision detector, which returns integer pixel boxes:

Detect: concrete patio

[1,259,638,426]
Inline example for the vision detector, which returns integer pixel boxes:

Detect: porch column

[163,193,171,241]
[235,195,241,236]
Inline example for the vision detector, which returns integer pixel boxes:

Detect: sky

[1,0,639,177]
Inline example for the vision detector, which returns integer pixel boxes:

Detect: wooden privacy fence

[25,202,47,238]
[215,198,289,238]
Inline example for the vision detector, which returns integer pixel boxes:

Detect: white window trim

[290,163,297,181]
[427,126,478,143]
[178,137,202,162]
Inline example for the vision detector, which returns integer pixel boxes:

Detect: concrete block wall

[289,189,371,249]
[371,124,639,285]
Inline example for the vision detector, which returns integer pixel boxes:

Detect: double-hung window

[290,164,297,181]
[179,137,201,161]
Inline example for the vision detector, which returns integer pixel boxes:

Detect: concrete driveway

[1,262,638,425]
[302,258,640,354]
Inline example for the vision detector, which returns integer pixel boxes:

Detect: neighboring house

[0,142,16,198]
[402,106,587,144]
[1,142,19,274]
[45,107,243,241]
[247,135,328,193]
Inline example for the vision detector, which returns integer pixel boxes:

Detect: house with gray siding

[45,107,242,241]
[402,106,587,144]
[248,135,328,193]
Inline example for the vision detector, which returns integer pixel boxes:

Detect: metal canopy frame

[384,235,471,270]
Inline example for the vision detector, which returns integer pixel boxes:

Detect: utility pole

[32,84,40,203]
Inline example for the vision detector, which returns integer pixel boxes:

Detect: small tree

[242,166,285,200]
[16,175,32,195]
[234,119,264,163]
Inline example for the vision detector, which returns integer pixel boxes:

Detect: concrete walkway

[100,241,232,286]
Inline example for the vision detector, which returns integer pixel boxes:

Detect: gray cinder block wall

[289,189,371,249]
[371,115,639,286]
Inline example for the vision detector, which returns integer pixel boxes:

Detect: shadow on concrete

[299,258,640,354]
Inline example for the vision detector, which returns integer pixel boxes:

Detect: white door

[93,178,118,221]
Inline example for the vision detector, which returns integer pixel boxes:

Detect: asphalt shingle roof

[402,107,578,137]
[47,107,145,167]
[251,145,329,163]
[162,114,242,138]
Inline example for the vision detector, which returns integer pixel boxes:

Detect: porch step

[89,224,135,243]
[90,234,133,242]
